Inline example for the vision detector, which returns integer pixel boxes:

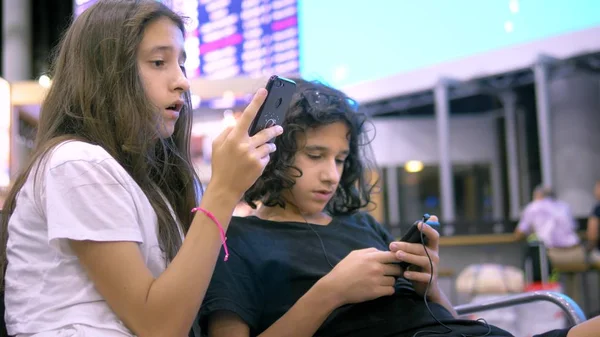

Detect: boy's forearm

[258,279,340,337]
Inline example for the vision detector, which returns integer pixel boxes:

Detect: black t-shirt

[593,203,600,250]
[197,212,576,337]
[199,212,480,336]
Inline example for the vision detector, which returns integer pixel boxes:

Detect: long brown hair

[0,0,200,289]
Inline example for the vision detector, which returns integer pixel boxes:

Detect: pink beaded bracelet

[191,207,229,261]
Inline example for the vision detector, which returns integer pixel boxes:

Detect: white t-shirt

[5,141,181,336]
[517,198,580,248]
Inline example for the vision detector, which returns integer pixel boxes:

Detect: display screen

[73,0,600,88]
[197,0,299,79]
[298,0,600,88]
[74,0,299,80]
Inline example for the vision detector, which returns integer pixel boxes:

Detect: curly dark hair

[243,79,378,215]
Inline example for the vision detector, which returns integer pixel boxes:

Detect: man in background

[515,185,585,283]
[515,186,581,250]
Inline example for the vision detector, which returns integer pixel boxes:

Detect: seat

[528,241,591,313]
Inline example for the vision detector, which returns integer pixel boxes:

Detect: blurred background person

[515,185,584,280]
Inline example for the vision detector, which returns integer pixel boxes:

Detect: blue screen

[298,0,600,87]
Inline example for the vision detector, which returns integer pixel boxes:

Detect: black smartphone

[396,214,440,269]
[248,75,297,141]
[400,214,440,245]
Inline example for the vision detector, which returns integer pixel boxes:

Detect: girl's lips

[313,191,333,201]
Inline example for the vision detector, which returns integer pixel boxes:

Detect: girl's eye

[307,154,321,160]
[152,60,165,67]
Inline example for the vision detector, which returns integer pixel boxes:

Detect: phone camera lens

[275,80,284,88]
[265,119,276,128]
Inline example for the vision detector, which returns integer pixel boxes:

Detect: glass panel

[393,163,494,231]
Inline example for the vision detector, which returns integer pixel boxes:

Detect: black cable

[292,192,336,270]
[305,220,336,269]
[411,221,492,337]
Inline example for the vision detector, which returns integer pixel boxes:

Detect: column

[399,170,424,225]
[516,108,531,208]
[533,60,553,188]
[385,166,400,225]
[434,80,456,223]
[548,73,600,216]
[3,0,32,185]
[500,91,521,220]
[490,116,504,221]
[3,0,32,81]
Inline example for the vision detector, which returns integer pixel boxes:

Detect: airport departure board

[196,0,299,79]
[75,0,299,80]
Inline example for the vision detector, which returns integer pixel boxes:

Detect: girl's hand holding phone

[209,89,284,200]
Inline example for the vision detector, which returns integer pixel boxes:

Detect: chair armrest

[454,291,586,326]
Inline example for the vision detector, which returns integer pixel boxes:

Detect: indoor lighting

[191,94,201,110]
[222,110,237,127]
[223,90,235,101]
[504,21,514,33]
[509,0,519,14]
[404,160,424,173]
[333,65,348,82]
[38,75,52,88]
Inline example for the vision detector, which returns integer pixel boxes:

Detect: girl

[200,80,598,337]
[0,1,282,336]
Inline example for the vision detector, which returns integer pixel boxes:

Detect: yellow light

[38,75,52,88]
[405,160,424,173]
[222,90,235,101]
